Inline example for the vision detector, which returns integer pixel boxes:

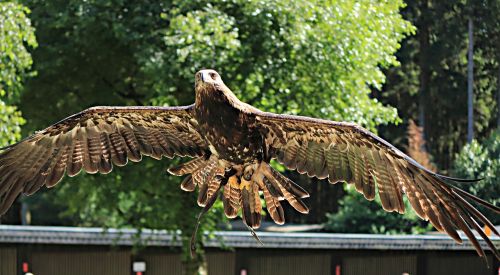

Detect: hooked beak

[195,69,221,88]
[198,70,213,83]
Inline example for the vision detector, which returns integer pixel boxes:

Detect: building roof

[0,225,498,251]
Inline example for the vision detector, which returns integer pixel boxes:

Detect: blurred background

[0,0,498,274]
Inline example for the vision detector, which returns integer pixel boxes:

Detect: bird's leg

[241,163,264,245]
[242,165,255,181]
[190,180,222,258]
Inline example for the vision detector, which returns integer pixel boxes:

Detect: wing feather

[108,132,128,167]
[46,145,69,187]
[118,126,142,162]
[67,132,84,177]
[256,112,499,260]
[0,105,206,215]
[96,132,113,174]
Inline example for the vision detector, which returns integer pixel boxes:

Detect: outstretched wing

[0,105,207,214]
[256,112,500,260]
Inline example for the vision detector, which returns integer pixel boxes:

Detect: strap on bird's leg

[190,186,221,258]
[190,210,204,259]
[244,222,264,246]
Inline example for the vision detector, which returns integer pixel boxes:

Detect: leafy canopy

[157,0,413,130]
[453,130,500,224]
[17,0,413,269]
[379,0,500,169]
[0,2,36,146]
[325,186,433,234]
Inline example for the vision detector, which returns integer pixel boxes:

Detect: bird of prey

[0,69,498,260]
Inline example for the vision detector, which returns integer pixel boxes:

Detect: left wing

[256,112,500,260]
[0,105,206,215]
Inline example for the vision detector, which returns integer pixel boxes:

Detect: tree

[453,130,500,224]
[0,2,37,224]
[407,119,436,172]
[17,0,413,273]
[0,2,37,146]
[374,3,500,240]
[378,0,500,170]
[325,186,433,234]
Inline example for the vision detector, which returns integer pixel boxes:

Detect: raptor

[0,70,498,259]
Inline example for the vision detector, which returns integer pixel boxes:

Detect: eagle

[0,69,498,259]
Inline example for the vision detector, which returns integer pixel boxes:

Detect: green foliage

[0,2,37,102]
[325,186,432,234]
[453,130,500,224]
[17,0,412,272]
[154,0,413,131]
[0,2,36,147]
[0,101,24,146]
[379,0,500,170]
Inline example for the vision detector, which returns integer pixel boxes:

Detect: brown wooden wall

[140,253,183,275]
[236,249,332,275]
[343,253,417,275]
[0,247,17,275]
[1,244,497,275]
[30,250,130,275]
[424,251,493,275]
[206,251,235,275]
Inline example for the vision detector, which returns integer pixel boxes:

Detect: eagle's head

[195,69,242,106]
[195,69,226,92]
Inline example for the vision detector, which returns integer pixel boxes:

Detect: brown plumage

[0,69,498,261]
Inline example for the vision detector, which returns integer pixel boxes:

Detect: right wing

[256,111,500,260]
[0,105,207,214]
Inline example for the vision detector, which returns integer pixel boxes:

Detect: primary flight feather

[0,69,498,259]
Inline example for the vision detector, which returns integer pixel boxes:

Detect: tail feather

[268,167,309,198]
[176,159,310,230]
[241,179,262,229]
[191,157,219,207]
[262,177,284,199]
[223,176,241,218]
[180,175,195,191]
[260,163,309,214]
[175,156,499,262]
[263,187,285,224]
[168,157,206,176]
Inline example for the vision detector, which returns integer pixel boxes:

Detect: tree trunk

[497,65,500,128]
[467,18,474,143]
[418,0,430,142]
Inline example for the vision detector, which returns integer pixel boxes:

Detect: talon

[228,176,239,188]
[239,179,251,190]
[243,165,255,181]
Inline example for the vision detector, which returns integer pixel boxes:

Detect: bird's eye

[210,73,217,80]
